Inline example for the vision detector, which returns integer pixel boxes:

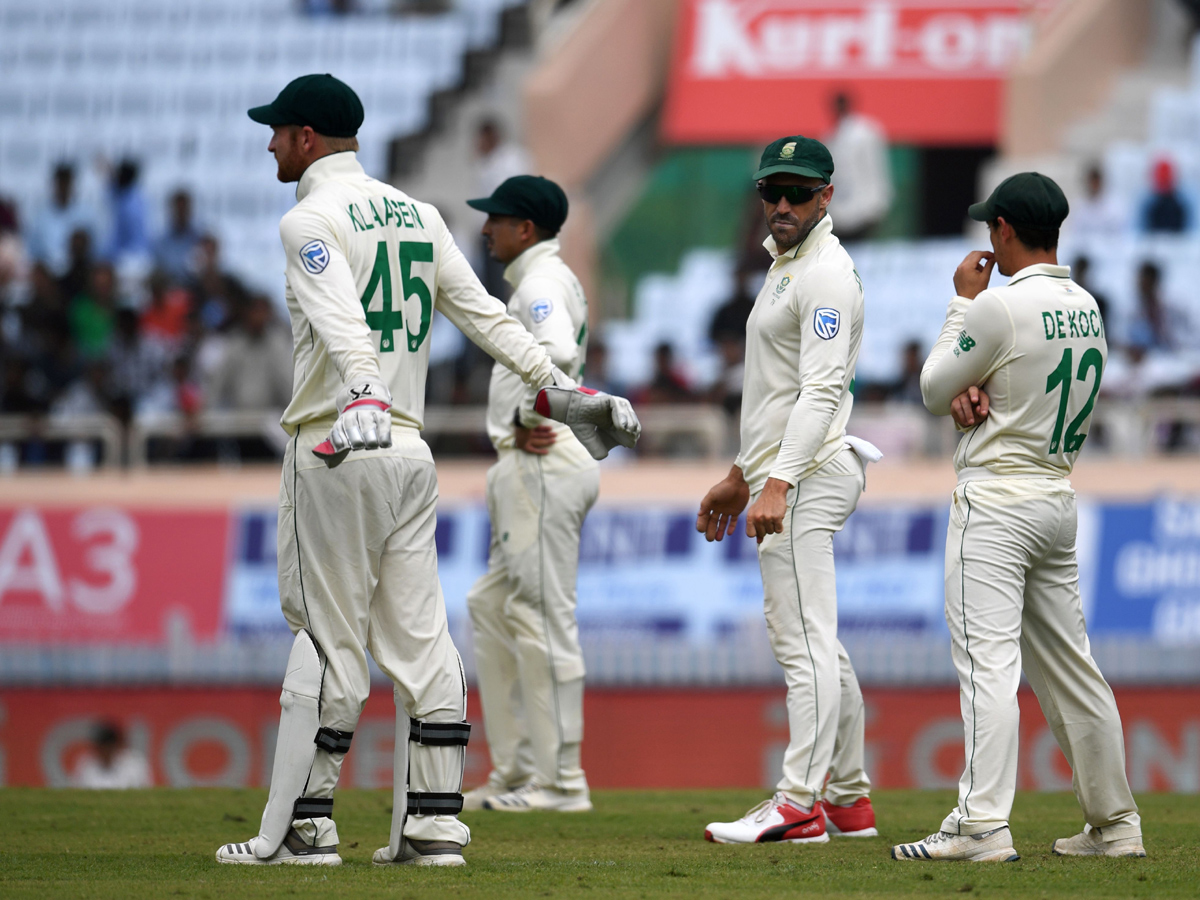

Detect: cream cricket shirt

[737,214,864,494]
[485,238,592,468]
[278,152,557,436]
[921,263,1107,479]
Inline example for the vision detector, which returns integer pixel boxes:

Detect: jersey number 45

[360,240,433,353]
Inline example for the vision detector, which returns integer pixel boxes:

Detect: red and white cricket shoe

[704,793,829,844]
[819,797,878,837]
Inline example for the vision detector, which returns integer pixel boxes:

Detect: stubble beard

[769,206,825,253]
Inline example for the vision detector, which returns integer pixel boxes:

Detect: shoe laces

[923,832,952,846]
[744,793,795,824]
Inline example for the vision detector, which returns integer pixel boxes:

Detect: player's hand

[953,250,995,300]
[313,376,393,467]
[950,385,990,428]
[697,466,751,542]
[516,424,557,455]
[534,384,641,460]
[745,477,790,544]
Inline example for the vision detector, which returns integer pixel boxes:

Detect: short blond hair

[321,134,359,153]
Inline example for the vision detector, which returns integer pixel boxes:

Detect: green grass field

[2,789,1195,899]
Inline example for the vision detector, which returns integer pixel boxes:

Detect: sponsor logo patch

[299,240,330,274]
[530,299,554,323]
[813,307,840,340]
[780,141,796,159]
[957,332,976,353]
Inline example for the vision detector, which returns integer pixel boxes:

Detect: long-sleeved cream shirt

[920,263,1107,480]
[278,152,558,435]
[485,238,593,468]
[736,214,864,494]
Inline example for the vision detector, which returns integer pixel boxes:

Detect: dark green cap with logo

[248,73,364,138]
[467,175,569,234]
[753,135,834,182]
[968,172,1069,229]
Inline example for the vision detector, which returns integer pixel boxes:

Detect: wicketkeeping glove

[312,376,393,468]
[533,385,642,460]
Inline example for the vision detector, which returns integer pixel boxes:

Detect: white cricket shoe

[482,782,593,812]
[892,827,1018,862]
[704,793,829,844]
[1053,830,1146,858]
[372,839,466,867]
[463,780,526,811]
[216,830,341,865]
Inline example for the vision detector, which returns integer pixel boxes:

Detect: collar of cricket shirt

[503,237,562,289]
[1006,262,1071,286]
[296,151,364,202]
[762,212,834,264]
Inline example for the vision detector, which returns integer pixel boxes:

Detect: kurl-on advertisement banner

[662,0,1043,145]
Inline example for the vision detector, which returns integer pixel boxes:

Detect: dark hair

[991,218,1058,251]
[115,159,139,190]
[533,224,557,242]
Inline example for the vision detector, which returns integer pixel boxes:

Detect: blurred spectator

[50,359,109,419]
[0,357,38,414]
[1070,165,1125,240]
[192,235,247,330]
[26,163,96,277]
[0,197,24,308]
[636,342,696,404]
[582,339,624,397]
[140,354,203,419]
[1129,261,1188,351]
[1143,158,1189,234]
[153,189,203,282]
[888,340,925,405]
[709,336,745,417]
[823,92,893,241]
[211,295,293,411]
[20,263,70,357]
[140,270,192,353]
[106,158,150,264]
[72,722,152,789]
[708,280,755,345]
[107,308,164,421]
[474,117,530,297]
[68,262,118,360]
[58,227,94,302]
[1072,256,1110,326]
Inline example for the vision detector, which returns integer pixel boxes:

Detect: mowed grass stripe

[0,789,1194,899]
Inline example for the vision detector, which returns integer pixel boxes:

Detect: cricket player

[697,136,879,844]
[459,176,597,813]
[216,74,639,868]
[892,173,1144,862]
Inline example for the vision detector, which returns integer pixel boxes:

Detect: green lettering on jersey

[368,199,386,228]
[1055,310,1066,338]
[348,204,373,232]
[957,332,976,353]
[1067,311,1080,338]
[398,200,414,228]
[1043,311,1055,340]
[360,241,404,352]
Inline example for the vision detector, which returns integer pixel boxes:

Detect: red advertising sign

[662,0,1042,145]
[4,686,1196,792]
[0,507,229,642]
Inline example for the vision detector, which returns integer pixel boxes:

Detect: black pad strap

[409,720,471,746]
[292,797,334,820]
[314,727,353,754]
[407,791,464,816]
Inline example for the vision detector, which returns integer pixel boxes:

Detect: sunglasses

[756,183,827,205]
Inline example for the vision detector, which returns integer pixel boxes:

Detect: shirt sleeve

[920,291,1014,416]
[767,263,859,487]
[279,207,381,386]
[511,276,580,372]
[429,216,557,389]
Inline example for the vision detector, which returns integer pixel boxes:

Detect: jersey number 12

[360,240,432,353]
[1045,347,1103,455]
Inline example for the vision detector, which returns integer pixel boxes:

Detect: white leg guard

[256,630,345,858]
[386,689,472,854]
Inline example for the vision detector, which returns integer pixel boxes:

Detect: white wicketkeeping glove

[312,376,393,468]
[534,383,642,460]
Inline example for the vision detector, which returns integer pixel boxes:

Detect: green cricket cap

[248,73,364,138]
[968,172,1069,229]
[753,135,834,182]
[467,175,568,234]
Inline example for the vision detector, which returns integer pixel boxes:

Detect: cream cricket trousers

[466,448,599,792]
[940,477,1140,839]
[757,447,871,808]
[277,426,469,846]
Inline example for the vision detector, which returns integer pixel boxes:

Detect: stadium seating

[0,0,524,295]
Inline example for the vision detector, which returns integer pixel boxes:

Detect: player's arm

[280,209,381,385]
[511,277,582,436]
[430,220,559,389]
[920,291,1013,417]
[280,209,391,465]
